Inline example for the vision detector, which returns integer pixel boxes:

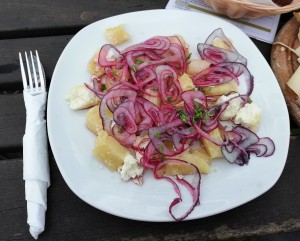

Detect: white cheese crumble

[118,154,144,181]
[234,103,262,131]
[216,93,243,120]
[65,84,100,110]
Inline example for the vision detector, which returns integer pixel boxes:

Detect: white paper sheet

[166,0,280,43]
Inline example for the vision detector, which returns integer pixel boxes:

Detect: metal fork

[19,50,46,94]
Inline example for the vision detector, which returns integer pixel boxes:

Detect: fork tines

[19,50,46,94]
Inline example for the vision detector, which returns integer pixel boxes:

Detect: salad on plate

[66,27,275,221]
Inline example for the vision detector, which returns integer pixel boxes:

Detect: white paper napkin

[23,91,50,239]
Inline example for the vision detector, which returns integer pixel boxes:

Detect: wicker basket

[204,0,300,18]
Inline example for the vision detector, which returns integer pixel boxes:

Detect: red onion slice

[99,88,137,134]
[255,137,275,157]
[204,28,247,65]
[98,44,123,67]
[133,67,157,88]
[154,159,201,221]
[181,90,207,114]
[222,126,275,165]
[136,97,164,126]
[121,36,171,54]
[149,119,185,156]
[217,62,254,97]
[155,65,182,104]
[197,43,240,64]
[112,124,137,146]
[113,101,137,134]
[137,43,187,75]
[192,65,238,87]
[246,144,268,157]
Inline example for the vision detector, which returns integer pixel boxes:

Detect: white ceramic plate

[48,9,290,221]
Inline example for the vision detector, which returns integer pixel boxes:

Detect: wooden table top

[0,1,299,240]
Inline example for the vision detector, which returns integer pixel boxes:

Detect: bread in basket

[204,0,300,18]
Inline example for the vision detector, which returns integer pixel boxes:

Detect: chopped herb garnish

[167,96,172,103]
[135,58,144,64]
[159,145,164,152]
[206,112,215,117]
[189,127,195,133]
[193,102,205,123]
[153,130,161,139]
[186,53,192,60]
[247,98,253,104]
[199,87,206,92]
[193,113,203,123]
[177,108,188,123]
[187,85,196,90]
[131,65,138,72]
[100,84,107,91]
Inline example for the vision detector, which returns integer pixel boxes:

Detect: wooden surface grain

[0,93,25,151]
[0,36,72,91]
[0,0,168,39]
[0,1,299,240]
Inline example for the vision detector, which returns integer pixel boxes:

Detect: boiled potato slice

[179,73,195,91]
[159,142,211,176]
[174,147,210,174]
[88,50,105,77]
[187,60,211,77]
[212,38,231,50]
[201,128,223,159]
[142,89,161,106]
[203,82,237,96]
[104,24,130,45]
[86,105,102,135]
[93,130,129,171]
[159,162,194,176]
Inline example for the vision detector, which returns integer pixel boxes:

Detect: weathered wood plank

[0,11,291,92]
[0,93,25,151]
[0,136,299,240]
[0,0,168,39]
[258,231,300,241]
[0,35,72,91]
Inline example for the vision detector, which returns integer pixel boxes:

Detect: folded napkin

[23,91,50,239]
